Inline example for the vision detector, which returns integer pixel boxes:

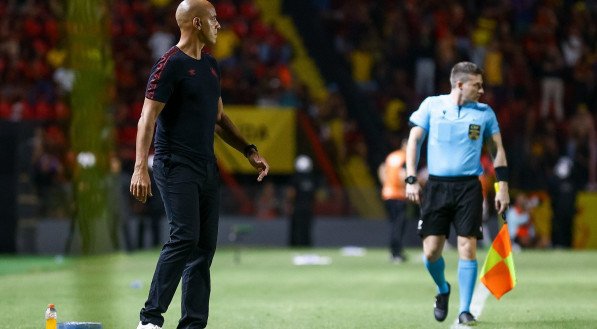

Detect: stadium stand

[1,0,596,250]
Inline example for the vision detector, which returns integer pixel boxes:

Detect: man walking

[405,62,509,325]
[130,1,269,328]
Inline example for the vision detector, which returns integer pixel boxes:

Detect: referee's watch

[404,176,417,184]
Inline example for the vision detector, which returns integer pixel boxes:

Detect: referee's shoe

[434,283,450,322]
[458,311,477,326]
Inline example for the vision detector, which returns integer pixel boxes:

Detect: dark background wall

[0,122,19,253]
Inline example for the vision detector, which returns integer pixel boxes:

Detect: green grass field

[1,247,596,329]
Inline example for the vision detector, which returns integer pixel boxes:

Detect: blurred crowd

[316,0,596,191]
[1,0,596,249]
[312,0,597,248]
[0,0,297,218]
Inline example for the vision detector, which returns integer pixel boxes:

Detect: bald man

[130,1,269,328]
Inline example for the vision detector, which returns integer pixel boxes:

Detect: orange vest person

[379,139,409,263]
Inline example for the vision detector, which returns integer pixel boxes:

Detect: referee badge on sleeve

[468,124,481,140]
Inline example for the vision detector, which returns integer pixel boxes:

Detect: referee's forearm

[406,129,422,176]
[493,148,508,168]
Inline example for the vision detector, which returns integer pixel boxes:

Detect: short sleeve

[484,107,500,139]
[145,55,177,103]
[409,97,431,131]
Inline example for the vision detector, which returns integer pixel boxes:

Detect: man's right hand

[406,182,422,204]
[130,168,153,203]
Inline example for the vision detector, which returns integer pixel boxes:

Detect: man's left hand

[495,182,510,214]
[248,153,269,182]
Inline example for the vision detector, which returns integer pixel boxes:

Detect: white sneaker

[136,321,162,329]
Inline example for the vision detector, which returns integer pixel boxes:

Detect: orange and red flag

[479,222,517,299]
[480,183,517,299]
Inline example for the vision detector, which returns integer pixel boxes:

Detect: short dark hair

[450,61,483,88]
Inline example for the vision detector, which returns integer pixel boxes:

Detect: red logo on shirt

[210,68,218,78]
[188,69,196,76]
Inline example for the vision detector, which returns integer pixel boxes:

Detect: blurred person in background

[255,181,280,220]
[288,154,316,247]
[129,1,269,328]
[148,21,176,62]
[378,138,409,263]
[134,154,165,249]
[406,62,509,326]
[108,154,135,251]
[539,44,565,122]
[548,156,579,249]
[506,192,536,250]
[566,104,596,190]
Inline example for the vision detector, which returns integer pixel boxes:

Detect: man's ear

[193,17,201,30]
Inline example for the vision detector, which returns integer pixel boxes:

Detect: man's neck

[176,34,205,60]
[449,90,475,107]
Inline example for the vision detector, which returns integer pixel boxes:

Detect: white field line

[450,284,490,328]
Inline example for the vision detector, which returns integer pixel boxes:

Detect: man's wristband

[243,144,258,158]
[495,166,509,182]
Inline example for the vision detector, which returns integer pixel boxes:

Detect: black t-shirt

[145,46,221,165]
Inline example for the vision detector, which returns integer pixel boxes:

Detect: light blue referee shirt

[409,94,500,176]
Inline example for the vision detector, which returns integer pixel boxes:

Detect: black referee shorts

[418,175,483,239]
